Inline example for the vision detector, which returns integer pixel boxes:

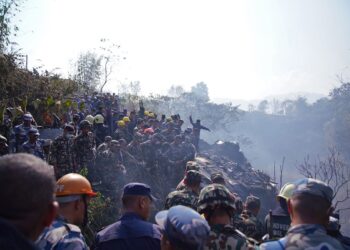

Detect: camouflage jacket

[260,224,345,250]
[50,135,74,167]
[97,142,109,155]
[36,217,88,250]
[127,142,143,161]
[164,187,198,210]
[235,210,264,241]
[73,132,96,167]
[168,143,185,162]
[204,224,249,250]
[182,142,196,162]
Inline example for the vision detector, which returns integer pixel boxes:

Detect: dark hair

[0,154,56,219]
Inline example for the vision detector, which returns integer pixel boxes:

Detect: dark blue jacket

[0,217,39,250]
[94,212,161,250]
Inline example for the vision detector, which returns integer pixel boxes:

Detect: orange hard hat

[56,173,97,197]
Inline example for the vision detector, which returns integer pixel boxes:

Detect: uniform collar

[287,224,326,235]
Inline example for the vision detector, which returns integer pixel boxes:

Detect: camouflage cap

[185,161,199,171]
[210,172,225,183]
[184,170,202,185]
[245,195,260,209]
[292,178,333,203]
[197,184,235,213]
[155,205,210,250]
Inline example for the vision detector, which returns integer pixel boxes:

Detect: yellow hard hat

[56,173,97,197]
[144,111,150,116]
[117,120,125,127]
[123,116,130,122]
[277,183,296,201]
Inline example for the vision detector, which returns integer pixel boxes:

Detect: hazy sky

[14,0,350,100]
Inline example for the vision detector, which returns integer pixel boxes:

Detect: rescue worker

[236,195,264,241]
[21,128,46,160]
[155,205,210,250]
[168,135,186,182]
[99,140,129,199]
[0,134,9,156]
[189,115,210,151]
[264,182,294,240]
[260,178,344,250]
[71,114,80,136]
[114,120,132,142]
[160,122,176,143]
[94,114,108,145]
[197,184,250,249]
[165,170,201,210]
[0,154,58,249]
[210,172,226,185]
[49,124,75,178]
[94,183,161,250]
[37,173,97,250]
[176,161,200,191]
[13,112,35,152]
[182,135,196,162]
[96,135,112,156]
[127,132,144,161]
[72,120,96,173]
[140,133,162,173]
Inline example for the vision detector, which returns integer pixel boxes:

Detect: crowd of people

[0,94,349,249]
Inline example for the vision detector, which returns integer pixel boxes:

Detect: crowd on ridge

[0,93,349,249]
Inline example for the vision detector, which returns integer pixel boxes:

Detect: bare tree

[279,156,285,190]
[297,147,350,209]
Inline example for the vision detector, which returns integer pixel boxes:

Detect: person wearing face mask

[49,124,76,179]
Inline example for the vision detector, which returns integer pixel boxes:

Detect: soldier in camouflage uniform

[176,161,200,191]
[182,135,196,162]
[96,135,112,157]
[72,120,96,174]
[165,170,201,210]
[127,132,144,161]
[49,124,75,179]
[260,178,345,250]
[168,135,187,183]
[99,140,129,199]
[210,172,226,185]
[235,195,264,241]
[36,173,97,250]
[197,184,250,250]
